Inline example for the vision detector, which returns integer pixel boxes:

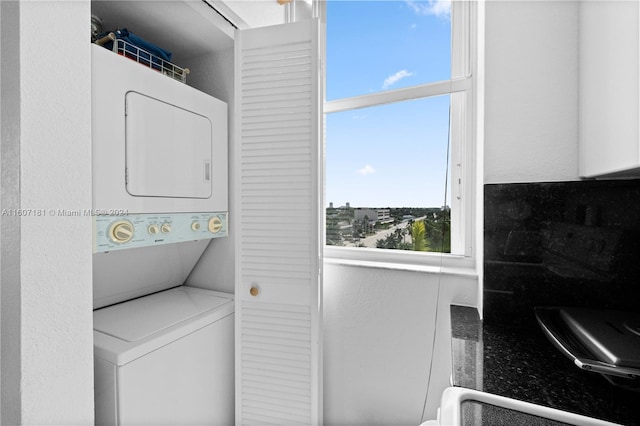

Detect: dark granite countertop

[451,305,640,425]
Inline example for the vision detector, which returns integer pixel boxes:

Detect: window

[323,0,475,259]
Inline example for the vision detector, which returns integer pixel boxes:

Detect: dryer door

[125,92,212,199]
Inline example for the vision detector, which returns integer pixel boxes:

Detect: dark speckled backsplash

[484,179,640,328]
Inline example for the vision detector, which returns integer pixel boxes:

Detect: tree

[376,233,399,249]
[404,220,413,244]
[351,226,361,241]
[363,215,371,235]
[411,220,428,252]
[424,210,450,253]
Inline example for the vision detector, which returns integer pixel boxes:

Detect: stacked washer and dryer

[91,43,233,425]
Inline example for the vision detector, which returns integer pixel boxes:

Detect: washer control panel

[93,212,228,253]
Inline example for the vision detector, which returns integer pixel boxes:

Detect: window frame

[320,0,478,268]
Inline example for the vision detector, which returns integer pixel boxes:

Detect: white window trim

[324,245,476,274]
[324,77,471,114]
[321,0,478,271]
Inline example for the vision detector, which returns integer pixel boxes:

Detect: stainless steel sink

[435,387,620,426]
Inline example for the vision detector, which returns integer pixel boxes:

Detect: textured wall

[1,1,94,423]
[1,1,22,423]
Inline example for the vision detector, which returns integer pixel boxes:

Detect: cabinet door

[579,0,640,177]
[235,19,323,425]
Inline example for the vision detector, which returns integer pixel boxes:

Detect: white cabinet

[579,0,640,178]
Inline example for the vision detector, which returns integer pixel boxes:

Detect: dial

[148,224,159,235]
[160,223,171,233]
[191,221,201,231]
[208,216,223,234]
[108,220,134,244]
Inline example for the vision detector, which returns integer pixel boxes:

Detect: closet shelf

[95,33,190,83]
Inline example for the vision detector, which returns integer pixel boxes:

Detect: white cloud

[382,69,414,89]
[357,165,376,176]
[405,0,451,20]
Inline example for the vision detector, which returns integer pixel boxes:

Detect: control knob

[208,216,223,234]
[108,220,134,244]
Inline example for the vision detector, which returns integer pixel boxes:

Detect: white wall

[0,1,94,424]
[0,2,20,421]
[323,262,477,425]
[484,0,580,184]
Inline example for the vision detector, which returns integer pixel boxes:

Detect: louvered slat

[235,19,321,426]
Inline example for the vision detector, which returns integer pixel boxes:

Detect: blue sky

[325,0,452,208]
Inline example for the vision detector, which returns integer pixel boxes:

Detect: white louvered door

[235,19,322,425]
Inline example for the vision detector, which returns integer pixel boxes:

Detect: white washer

[93,286,234,426]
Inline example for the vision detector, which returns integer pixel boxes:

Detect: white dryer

[91,42,230,308]
[93,286,234,426]
[91,43,228,215]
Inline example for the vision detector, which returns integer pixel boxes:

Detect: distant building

[354,208,393,225]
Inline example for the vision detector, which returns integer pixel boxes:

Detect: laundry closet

[89,1,323,424]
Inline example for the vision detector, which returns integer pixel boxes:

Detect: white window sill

[323,246,478,278]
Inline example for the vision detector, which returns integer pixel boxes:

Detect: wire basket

[95,33,190,83]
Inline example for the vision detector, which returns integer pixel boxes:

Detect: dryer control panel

[93,212,227,253]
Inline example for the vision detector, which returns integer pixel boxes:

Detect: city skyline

[326,201,449,209]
